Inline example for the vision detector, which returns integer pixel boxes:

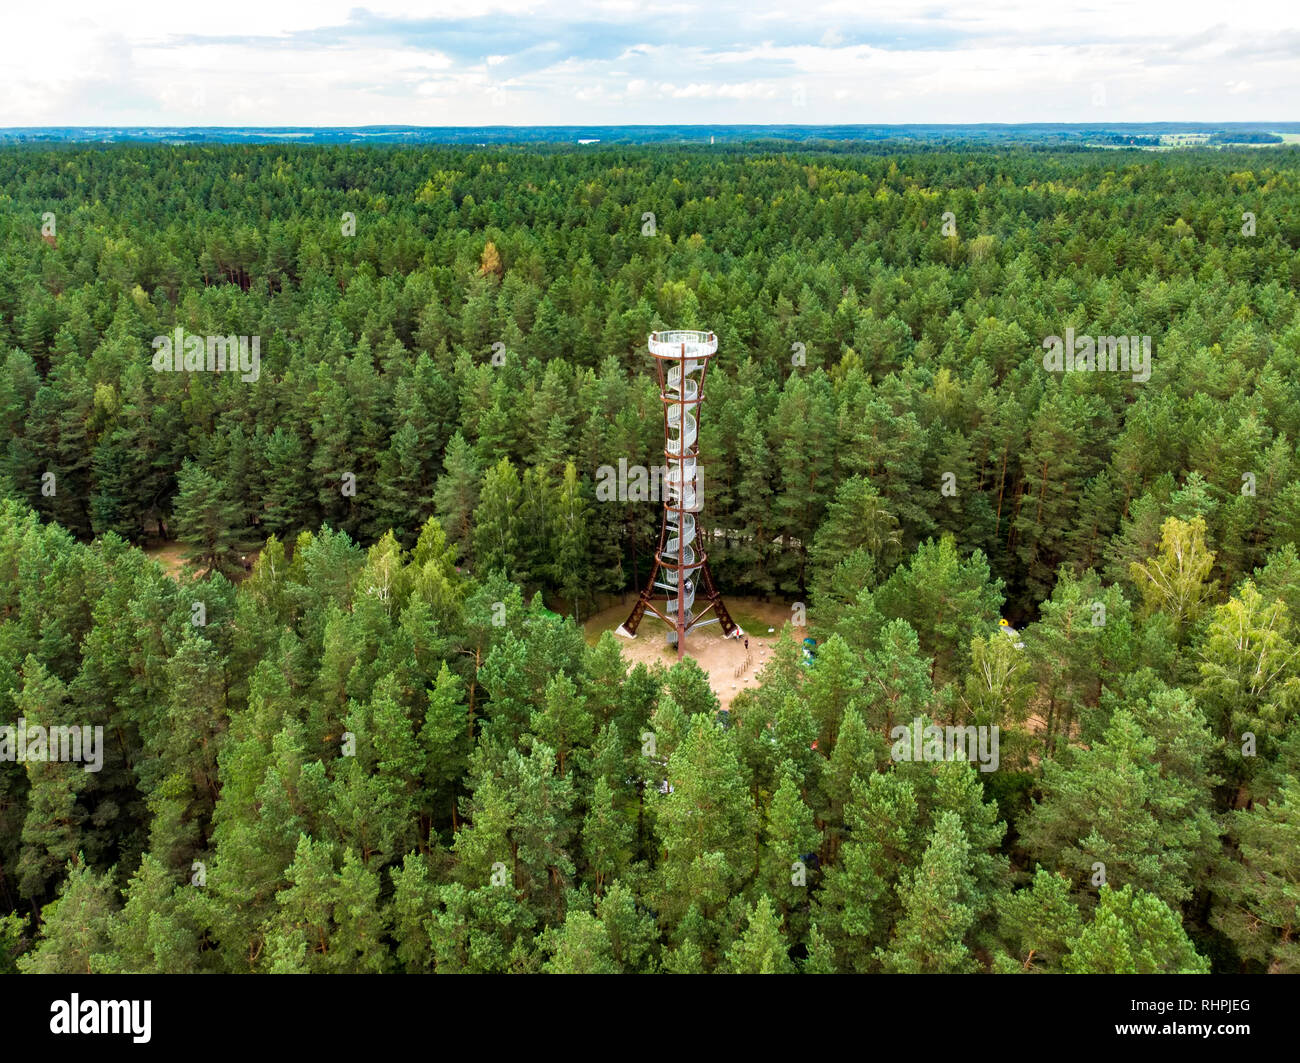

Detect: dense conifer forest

[1,143,1298,973]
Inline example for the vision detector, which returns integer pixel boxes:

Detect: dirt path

[583,595,806,711]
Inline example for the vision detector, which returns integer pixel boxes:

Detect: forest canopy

[1,143,1298,973]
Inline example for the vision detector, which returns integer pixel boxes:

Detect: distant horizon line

[3,121,1296,129]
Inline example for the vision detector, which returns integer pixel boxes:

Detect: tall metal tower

[617,330,742,658]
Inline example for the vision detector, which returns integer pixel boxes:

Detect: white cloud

[2,0,1297,124]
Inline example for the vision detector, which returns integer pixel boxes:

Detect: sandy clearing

[142,540,194,579]
[584,595,805,711]
[141,541,262,582]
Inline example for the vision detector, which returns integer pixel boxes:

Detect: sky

[2,0,1297,127]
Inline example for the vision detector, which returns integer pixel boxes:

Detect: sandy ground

[142,540,194,579]
[141,541,262,582]
[584,595,805,711]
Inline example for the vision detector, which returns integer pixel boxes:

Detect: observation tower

[616,330,742,659]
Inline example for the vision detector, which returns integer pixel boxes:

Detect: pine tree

[877,811,978,973]
[0,912,25,974]
[729,409,776,593]
[389,852,439,973]
[434,432,481,565]
[421,662,469,835]
[15,656,87,899]
[544,909,619,973]
[724,895,795,973]
[265,834,339,973]
[874,535,1004,686]
[804,633,865,749]
[993,867,1082,973]
[582,776,634,895]
[820,706,883,860]
[1020,707,1216,909]
[814,771,919,970]
[809,476,901,595]
[760,762,820,941]
[473,457,524,583]
[859,619,932,737]
[97,853,201,973]
[1012,390,1102,600]
[18,859,116,974]
[596,881,660,973]
[307,365,362,538]
[259,426,313,540]
[371,420,427,545]
[1211,777,1300,973]
[654,720,757,938]
[1063,884,1209,974]
[530,672,593,776]
[329,847,391,973]
[549,461,590,619]
[768,372,835,594]
[172,459,245,576]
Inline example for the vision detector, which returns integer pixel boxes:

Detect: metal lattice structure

[617,330,742,658]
